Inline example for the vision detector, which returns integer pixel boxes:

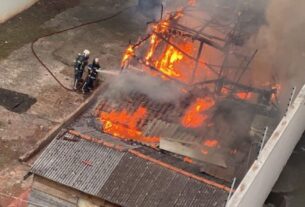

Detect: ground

[0,0,148,205]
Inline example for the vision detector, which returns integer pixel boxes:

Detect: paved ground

[0,0,148,205]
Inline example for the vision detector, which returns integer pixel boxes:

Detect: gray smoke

[104,71,184,102]
[249,0,305,104]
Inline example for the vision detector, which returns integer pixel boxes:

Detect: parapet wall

[0,0,38,23]
[227,85,305,207]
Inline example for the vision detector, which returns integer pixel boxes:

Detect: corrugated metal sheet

[31,136,125,196]
[31,132,228,207]
[97,154,228,207]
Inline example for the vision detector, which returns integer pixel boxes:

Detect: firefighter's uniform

[74,50,90,90]
[82,58,100,93]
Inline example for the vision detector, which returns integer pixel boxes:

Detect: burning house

[28,1,284,206]
[96,1,281,181]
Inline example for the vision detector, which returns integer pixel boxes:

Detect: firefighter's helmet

[83,49,90,56]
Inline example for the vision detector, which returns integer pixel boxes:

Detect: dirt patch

[0,88,36,113]
[60,66,74,77]
[0,140,23,168]
[0,0,80,60]
[0,125,49,206]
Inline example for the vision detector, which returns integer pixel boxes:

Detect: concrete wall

[227,85,305,207]
[0,0,38,23]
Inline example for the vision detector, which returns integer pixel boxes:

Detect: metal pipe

[226,177,237,207]
[259,126,269,159]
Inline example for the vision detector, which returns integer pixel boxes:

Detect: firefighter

[82,58,101,93]
[73,49,90,90]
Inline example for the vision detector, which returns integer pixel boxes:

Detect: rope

[31,6,134,92]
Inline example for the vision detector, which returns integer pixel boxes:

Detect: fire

[121,8,209,83]
[183,156,193,164]
[145,34,160,64]
[155,45,183,77]
[271,84,281,103]
[188,0,196,6]
[146,39,194,81]
[200,139,219,155]
[221,87,230,96]
[203,139,219,148]
[235,91,253,100]
[272,83,281,92]
[155,42,194,80]
[182,97,215,128]
[221,88,253,100]
[121,45,135,69]
[100,106,159,143]
[143,11,197,81]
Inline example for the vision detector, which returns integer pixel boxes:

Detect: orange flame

[188,0,196,6]
[272,83,281,92]
[181,97,215,128]
[143,11,197,81]
[235,92,253,100]
[153,42,194,81]
[203,139,219,148]
[121,45,135,68]
[100,107,159,143]
[183,156,193,164]
[155,45,184,77]
[200,139,219,155]
[221,88,253,101]
[271,84,281,103]
[145,34,160,64]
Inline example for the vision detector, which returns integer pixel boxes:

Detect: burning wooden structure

[95,2,281,181]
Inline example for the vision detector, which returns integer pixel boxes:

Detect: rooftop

[31,130,229,207]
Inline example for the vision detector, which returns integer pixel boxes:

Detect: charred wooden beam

[191,41,205,84]
[235,49,258,83]
[223,79,277,95]
[170,23,225,50]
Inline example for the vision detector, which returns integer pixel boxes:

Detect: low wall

[0,0,38,23]
[227,85,305,207]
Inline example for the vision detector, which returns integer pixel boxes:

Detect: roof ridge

[69,130,126,151]
[68,130,232,192]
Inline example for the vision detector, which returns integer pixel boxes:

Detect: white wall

[0,0,38,23]
[227,85,305,207]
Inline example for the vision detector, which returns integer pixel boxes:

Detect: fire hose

[31,6,135,92]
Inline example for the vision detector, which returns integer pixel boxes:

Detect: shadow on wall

[0,0,38,23]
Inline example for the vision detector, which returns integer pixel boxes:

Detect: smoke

[104,71,184,102]
[249,0,305,103]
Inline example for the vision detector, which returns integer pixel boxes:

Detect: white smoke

[104,71,184,102]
